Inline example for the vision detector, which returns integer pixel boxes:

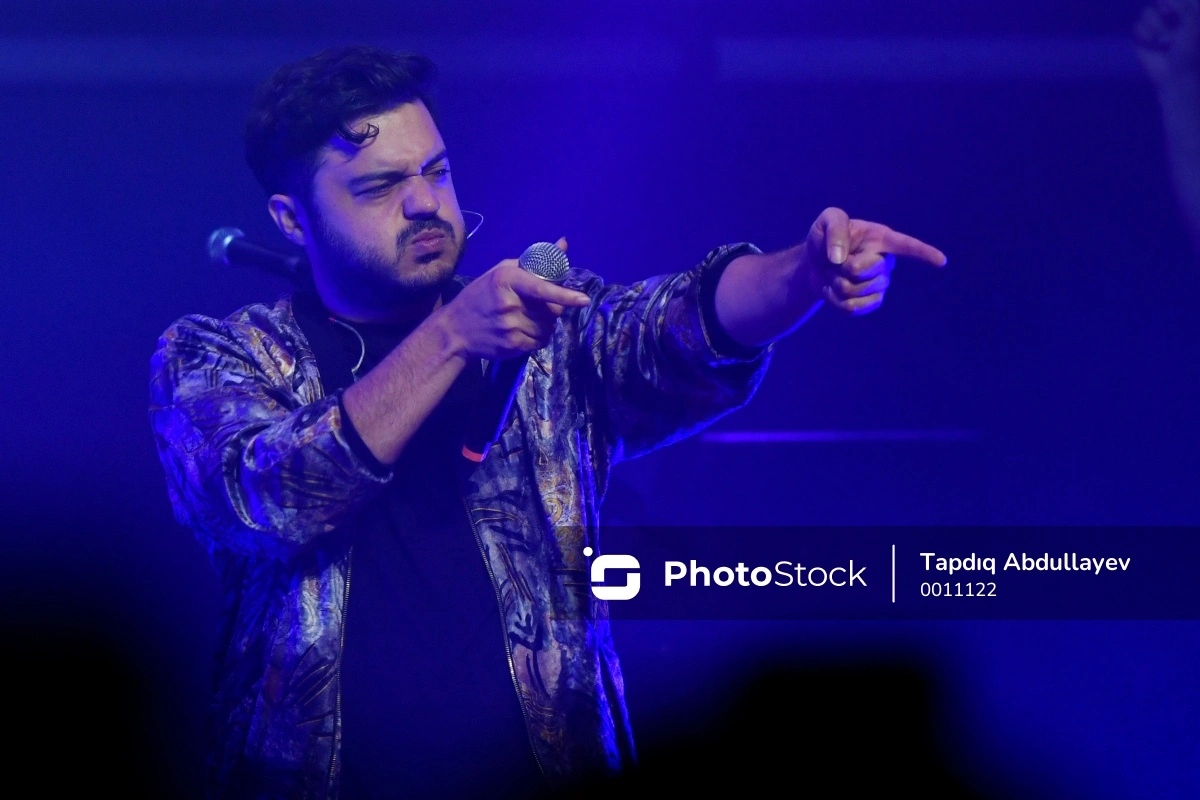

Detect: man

[150,46,946,799]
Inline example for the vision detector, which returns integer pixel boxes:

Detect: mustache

[398,218,456,247]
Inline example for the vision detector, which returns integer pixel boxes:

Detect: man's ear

[267,194,308,247]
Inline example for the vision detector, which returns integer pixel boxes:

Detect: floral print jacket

[149,243,771,798]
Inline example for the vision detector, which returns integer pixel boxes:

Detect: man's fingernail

[831,246,845,264]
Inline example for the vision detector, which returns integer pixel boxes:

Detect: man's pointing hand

[805,207,947,316]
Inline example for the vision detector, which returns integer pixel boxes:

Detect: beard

[309,210,464,308]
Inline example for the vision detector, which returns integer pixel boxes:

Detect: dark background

[1,1,1197,796]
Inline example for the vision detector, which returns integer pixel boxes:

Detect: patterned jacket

[149,244,772,798]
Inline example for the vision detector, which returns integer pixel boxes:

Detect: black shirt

[291,288,543,799]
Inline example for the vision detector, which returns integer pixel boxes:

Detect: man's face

[304,101,465,303]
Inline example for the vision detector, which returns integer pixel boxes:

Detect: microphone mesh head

[518,241,570,283]
[207,227,245,266]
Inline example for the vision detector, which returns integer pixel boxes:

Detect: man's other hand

[441,237,591,360]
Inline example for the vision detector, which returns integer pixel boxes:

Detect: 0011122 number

[920,582,997,597]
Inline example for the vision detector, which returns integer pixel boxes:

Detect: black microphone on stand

[207,227,306,281]
[462,241,571,463]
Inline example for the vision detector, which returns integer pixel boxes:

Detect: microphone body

[462,242,571,463]
[462,358,531,463]
[208,227,306,281]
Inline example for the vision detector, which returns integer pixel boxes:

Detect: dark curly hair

[243,46,437,203]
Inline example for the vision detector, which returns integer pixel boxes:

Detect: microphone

[462,241,571,463]
[207,227,306,281]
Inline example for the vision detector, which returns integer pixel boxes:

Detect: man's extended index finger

[512,271,592,308]
[881,229,948,267]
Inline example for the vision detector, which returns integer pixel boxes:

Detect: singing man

[149,45,947,799]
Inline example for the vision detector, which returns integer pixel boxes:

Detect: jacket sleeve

[148,309,390,561]
[569,242,774,462]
